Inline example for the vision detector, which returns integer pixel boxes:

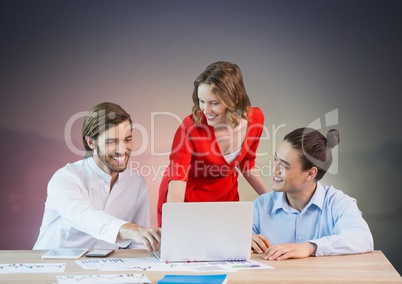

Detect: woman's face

[198,83,228,127]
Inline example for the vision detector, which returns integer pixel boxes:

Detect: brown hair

[284,128,340,181]
[82,102,132,156]
[191,61,251,128]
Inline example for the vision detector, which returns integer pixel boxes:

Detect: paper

[75,257,273,272]
[0,263,66,273]
[56,273,151,284]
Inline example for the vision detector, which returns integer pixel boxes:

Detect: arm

[118,224,161,252]
[252,234,271,254]
[48,172,160,250]
[262,242,317,260]
[166,180,187,202]
[239,108,267,195]
[164,117,194,203]
[262,191,373,259]
[243,168,269,195]
[310,199,374,256]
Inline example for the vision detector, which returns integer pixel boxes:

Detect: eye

[199,99,204,104]
[211,102,219,106]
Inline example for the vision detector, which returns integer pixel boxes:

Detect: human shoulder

[249,107,264,124]
[320,183,357,210]
[181,114,197,128]
[52,158,86,179]
[254,191,279,208]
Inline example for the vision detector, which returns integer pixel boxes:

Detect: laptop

[155,201,253,262]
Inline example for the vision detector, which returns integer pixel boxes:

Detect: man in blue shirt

[252,128,373,260]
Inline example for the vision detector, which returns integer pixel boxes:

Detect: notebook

[155,201,253,262]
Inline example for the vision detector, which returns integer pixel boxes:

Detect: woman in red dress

[157,61,268,226]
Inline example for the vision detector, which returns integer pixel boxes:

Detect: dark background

[1,0,401,274]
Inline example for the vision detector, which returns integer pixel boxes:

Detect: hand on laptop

[251,234,271,254]
[119,223,161,252]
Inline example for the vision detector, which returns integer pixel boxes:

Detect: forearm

[167,180,187,202]
[243,168,269,195]
[118,223,140,240]
[49,189,126,244]
[118,223,161,252]
[311,228,374,256]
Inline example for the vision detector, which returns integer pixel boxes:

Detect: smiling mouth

[112,156,126,165]
[273,175,283,182]
[205,114,217,121]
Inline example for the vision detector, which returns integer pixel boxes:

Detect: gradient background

[1,0,401,274]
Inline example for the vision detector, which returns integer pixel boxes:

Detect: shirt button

[299,215,302,219]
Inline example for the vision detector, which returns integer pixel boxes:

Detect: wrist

[308,242,317,256]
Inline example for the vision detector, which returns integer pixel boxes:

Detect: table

[0,250,400,283]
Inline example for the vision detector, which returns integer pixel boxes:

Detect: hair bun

[327,129,340,148]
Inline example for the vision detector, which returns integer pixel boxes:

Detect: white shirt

[33,157,150,250]
[223,148,241,164]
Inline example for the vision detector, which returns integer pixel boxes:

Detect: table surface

[0,250,400,283]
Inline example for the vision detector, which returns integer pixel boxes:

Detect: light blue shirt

[253,182,374,256]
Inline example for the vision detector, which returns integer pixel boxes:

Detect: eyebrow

[198,97,219,103]
[275,151,291,167]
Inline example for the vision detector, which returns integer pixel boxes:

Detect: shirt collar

[308,182,325,210]
[271,182,325,214]
[272,192,290,213]
[87,156,112,183]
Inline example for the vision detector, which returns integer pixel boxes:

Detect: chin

[271,185,283,192]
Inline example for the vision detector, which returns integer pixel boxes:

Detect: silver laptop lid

[158,202,253,262]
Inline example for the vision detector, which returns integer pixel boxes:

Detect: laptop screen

[157,202,253,262]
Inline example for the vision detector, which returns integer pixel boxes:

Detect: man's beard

[96,145,129,173]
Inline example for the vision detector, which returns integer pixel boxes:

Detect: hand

[263,242,317,260]
[251,234,271,254]
[119,223,161,252]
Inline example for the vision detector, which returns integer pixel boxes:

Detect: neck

[110,172,118,192]
[286,182,317,212]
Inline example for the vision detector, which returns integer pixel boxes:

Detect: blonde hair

[191,61,251,128]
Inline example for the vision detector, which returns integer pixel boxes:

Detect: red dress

[157,107,265,226]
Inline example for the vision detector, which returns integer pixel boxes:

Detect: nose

[203,103,211,114]
[116,140,128,155]
[272,160,281,175]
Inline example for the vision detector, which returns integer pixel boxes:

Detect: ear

[306,167,318,181]
[85,136,96,150]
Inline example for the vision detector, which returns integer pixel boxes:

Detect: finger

[153,228,162,243]
[142,238,152,252]
[268,247,291,261]
[260,235,271,248]
[252,235,269,254]
[251,240,263,254]
[263,246,281,260]
[276,252,291,261]
[147,234,159,252]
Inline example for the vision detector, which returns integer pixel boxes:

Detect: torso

[214,118,248,156]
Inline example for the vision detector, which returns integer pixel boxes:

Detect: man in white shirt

[34,102,160,252]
